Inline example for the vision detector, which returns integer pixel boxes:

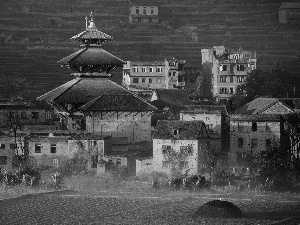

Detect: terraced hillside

[0,0,300,98]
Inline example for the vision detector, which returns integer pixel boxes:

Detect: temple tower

[38,13,156,142]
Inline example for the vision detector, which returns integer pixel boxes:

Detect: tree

[231,64,294,110]
[5,110,29,167]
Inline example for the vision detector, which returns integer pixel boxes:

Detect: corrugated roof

[154,89,190,106]
[153,120,206,140]
[58,47,126,66]
[181,105,228,115]
[231,114,282,122]
[79,94,157,111]
[279,2,300,9]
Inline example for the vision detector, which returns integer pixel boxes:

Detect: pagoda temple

[37,13,156,142]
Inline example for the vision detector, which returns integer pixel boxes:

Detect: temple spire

[88,11,96,30]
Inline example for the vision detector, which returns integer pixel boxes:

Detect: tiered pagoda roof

[37,13,156,113]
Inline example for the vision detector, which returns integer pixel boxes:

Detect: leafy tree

[231,64,294,110]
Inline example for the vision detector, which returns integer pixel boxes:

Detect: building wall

[201,46,256,101]
[136,157,153,176]
[29,138,105,169]
[122,60,185,90]
[86,111,152,142]
[229,120,281,169]
[152,139,200,175]
[180,112,222,134]
[129,6,159,23]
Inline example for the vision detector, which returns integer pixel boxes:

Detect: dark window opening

[91,155,98,168]
[0,156,8,165]
[238,138,243,148]
[50,144,56,153]
[32,112,39,120]
[0,144,5,149]
[35,144,41,153]
[133,78,139,83]
[252,122,257,131]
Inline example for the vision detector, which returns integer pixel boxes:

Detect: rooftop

[231,114,283,122]
[153,89,190,106]
[279,2,300,9]
[236,98,294,115]
[153,120,207,140]
[181,105,228,115]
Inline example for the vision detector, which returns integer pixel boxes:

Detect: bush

[0,167,41,186]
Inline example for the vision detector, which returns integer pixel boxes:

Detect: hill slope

[0,0,299,98]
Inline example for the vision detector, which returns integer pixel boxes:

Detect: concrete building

[201,46,257,101]
[122,59,186,91]
[279,2,300,24]
[152,120,210,176]
[129,5,159,23]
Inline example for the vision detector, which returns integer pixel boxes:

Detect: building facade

[129,5,159,23]
[122,59,186,90]
[152,120,209,176]
[279,2,300,24]
[201,46,257,101]
[229,114,283,176]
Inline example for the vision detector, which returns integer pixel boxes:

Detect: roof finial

[88,11,96,30]
[85,16,88,30]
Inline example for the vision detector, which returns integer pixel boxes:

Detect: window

[149,78,152,83]
[142,67,146,72]
[117,158,121,165]
[149,67,154,72]
[89,140,97,147]
[50,144,56,153]
[237,76,244,82]
[229,88,234,94]
[173,129,179,135]
[0,156,8,165]
[156,67,162,72]
[219,88,228,94]
[237,64,245,71]
[142,78,146,83]
[238,123,244,131]
[135,7,139,14]
[0,144,5,149]
[133,67,139,72]
[91,155,98,168]
[45,112,53,119]
[220,65,227,71]
[179,161,188,169]
[10,143,16,150]
[230,76,234,83]
[250,64,255,70]
[21,112,27,119]
[220,76,227,82]
[233,54,239,60]
[266,139,271,149]
[151,7,154,15]
[266,123,271,131]
[143,7,146,14]
[35,144,41,153]
[53,159,59,168]
[173,72,176,76]
[32,112,39,120]
[180,146,193,156]
[133,78,139,83]
[162,145,171,155]
[162,161,170,168]
[238,138,244,148]
[251,138,258,149]
[252,122,257,131]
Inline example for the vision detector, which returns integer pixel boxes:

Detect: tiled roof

[79,94,157,111]
[181,105,228,115]
[71,29,114,41]
[279,2,300,9]
[230,114,282,122]
[236,98,279,114]
[38,78,157,111]
[58,47,126,66]
[153,120,206,140]
[236,98,295,115]
[154,89,190,106]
